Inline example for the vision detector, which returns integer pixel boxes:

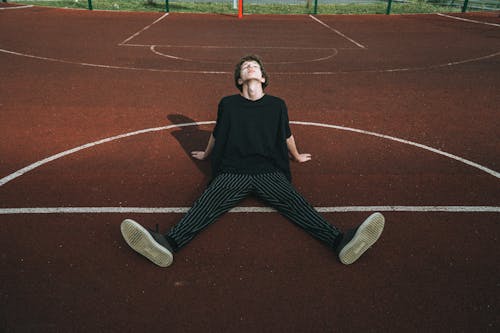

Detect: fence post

[238,0,243,18]
[386,0,393,14]
[461,0,469,12]
[165,0,169,12]
[313,0,318,15]
[88,0,93,10]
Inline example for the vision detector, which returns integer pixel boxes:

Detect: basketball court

[1,4,499,331]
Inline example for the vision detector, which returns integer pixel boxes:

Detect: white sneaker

[338,212,385,265]
[120,219,174,267]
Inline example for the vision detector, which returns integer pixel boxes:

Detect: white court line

[292,121,500,179]
[126,44,340,50]
[149,45,339,64]
[1,121,499,189]
[119,12,169,45]
[0,206,499,214]
[437,13,500,28]
[2,46,499,75]
[309,15,366,49]
[0,48,230,74]
[0,121,214,187]
[0,121,498,216]
[0,5,33,10]
[283,51,500,75]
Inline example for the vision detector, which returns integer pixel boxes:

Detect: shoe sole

[120,219,173,267]
[338,212,385,265]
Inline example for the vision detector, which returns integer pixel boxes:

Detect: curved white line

[132,44,338,50]
[0,120,498,188]
[1,47,499,75]
[0,121,214,187]
[292,121,500,179]
[150,45,188,61]
[150,45,338,65]
[0,48,230,75]
[277,51,500,75]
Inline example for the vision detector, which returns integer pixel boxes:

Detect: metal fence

[6,0,500,14]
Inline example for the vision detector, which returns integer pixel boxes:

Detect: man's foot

[120,219,174,267]
[337,212,385,265]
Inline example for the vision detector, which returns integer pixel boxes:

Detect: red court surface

[1,4,499,332]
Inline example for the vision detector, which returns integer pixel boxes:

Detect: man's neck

[241,80,265,101]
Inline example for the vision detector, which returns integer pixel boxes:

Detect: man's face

[239,60,265,85]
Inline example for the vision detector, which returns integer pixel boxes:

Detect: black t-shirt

[211,94,292,180]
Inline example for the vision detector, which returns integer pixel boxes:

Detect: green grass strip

[13,0,461,14]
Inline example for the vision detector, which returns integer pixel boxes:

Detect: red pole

[238,0,243,18]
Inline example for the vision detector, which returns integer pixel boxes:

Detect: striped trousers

[166,172,343,251]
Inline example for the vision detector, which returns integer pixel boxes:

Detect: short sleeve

[212,99,224,139]
[282,101,292,138]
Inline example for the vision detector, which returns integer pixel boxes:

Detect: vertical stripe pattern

[252,172,342,247]
[167,172,342,251]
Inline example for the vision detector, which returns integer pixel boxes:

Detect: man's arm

[286,135,311,163]
[191,134,216,160]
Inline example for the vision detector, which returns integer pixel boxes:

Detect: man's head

[234,55,269,92]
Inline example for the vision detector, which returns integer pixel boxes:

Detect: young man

[121,55,385,267]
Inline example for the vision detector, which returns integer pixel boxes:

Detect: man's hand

[286,135,311,163]
[190,134,215,161]
[191,151,207,160]
[293,153,312,163]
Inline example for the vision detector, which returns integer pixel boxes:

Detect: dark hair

[234,54,269,92]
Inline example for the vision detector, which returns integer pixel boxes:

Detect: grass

[11,0,462,14]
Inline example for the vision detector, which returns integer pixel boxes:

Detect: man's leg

[252,172,384,264]
[166,173,253,251]
[252,172,343,250]
[121,173,252,267]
